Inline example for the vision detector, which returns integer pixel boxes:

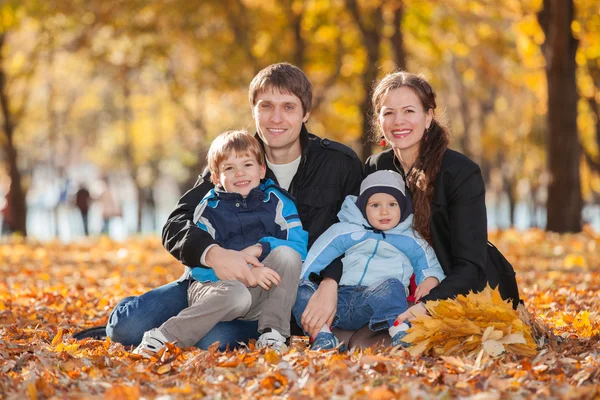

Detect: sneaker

[392,321,412,348]
[256,329,288,353]
[133,328,169,358]
[310,332,345,351]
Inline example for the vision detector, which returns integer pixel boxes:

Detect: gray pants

[159,246,302,347]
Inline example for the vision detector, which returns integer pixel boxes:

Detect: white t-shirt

[266,156,301,191]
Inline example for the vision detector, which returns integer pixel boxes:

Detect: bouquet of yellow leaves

[402,285,537,358]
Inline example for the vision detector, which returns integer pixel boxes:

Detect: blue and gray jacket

[190,179,308,282]
[300,195,445,292]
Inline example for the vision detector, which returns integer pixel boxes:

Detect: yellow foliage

[403,286,537,358]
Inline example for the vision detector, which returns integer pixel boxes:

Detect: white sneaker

[133,328,169,358]
[256,329,288,353]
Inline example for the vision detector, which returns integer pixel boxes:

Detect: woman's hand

[250,266,281,291]
[395,303,428,324]
[301,278,338,338]
[414,277,439,302]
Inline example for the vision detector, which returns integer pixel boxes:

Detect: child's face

[365,192,401,231]
[214,152,266,197]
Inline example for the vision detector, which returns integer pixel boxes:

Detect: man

[78,63,363,349]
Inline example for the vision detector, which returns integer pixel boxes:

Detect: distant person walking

[75,185,92,236]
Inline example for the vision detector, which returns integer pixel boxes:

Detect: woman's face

[378,86,433,157]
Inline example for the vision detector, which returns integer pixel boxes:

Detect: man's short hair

[207,130,265,185]
[249,63,313,116]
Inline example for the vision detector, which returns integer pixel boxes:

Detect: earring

[379,136,387,147]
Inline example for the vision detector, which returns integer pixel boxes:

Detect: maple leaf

[403,286,538,358]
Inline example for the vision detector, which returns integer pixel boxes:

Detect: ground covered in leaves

[1,229,599,399]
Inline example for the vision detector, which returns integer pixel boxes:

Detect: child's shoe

[391,321,412,348]
[133,328,169,358]
[256,329,288,353]
[310,332,345,351]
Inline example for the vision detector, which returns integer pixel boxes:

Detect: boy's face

[213,152,266,197]
[365,193,401,231]
[252,87,310,161]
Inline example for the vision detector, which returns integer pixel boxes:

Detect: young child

[293,170,445,350]
[134,130,308,356]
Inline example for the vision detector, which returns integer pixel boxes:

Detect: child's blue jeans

[292,278,408,333]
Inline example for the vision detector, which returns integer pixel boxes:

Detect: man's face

[252,88,310,160]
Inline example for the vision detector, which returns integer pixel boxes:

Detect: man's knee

[266,246,302,275]
[106,300,144,346]
[293,281,318,309]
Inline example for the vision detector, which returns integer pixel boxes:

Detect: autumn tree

[538,0,582,232]
[0,2,43,235]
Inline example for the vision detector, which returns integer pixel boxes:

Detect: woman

[317,71,519,348]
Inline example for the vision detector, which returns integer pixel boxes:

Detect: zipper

[357,238,381,286]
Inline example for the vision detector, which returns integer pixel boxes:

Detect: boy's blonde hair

[207,130,265,185]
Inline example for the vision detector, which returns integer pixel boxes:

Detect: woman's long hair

[371,72,450,244]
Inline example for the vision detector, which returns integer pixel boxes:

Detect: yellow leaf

[27,381,37,400]
[264,349,280,364]
[155,364,172,375]
[51,328,64,346]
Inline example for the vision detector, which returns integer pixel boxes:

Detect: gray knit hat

[356,170,413,224]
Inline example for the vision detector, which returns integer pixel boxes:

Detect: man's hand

[414,277,439,302]
[301,278,338,339]
[395,303,428,324]
[250,266,281,291]
[205,246,261,287]
[241,243,263,259]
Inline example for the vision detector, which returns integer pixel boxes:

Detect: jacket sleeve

[409,236,446,286]
[318,156,364,282]
[300,224,354,280]
[421,165,488,302]
[161,171,218,267]
[258,188,309,260]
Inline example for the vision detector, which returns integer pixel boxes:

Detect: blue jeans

[292,278,408,333]
[106,279,259,350]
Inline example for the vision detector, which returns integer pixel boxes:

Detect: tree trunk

[538,0,582,232]
[0,33,27,236]
[346,0,383,161]
[120,66,141,233]
[390,3,406,70]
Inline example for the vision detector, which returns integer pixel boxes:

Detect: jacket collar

[212,184,264,203]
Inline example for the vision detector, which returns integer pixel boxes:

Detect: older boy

[134,130,307,356]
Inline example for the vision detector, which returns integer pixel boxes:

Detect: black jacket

[366,148,491,302]
[162,124,364,281]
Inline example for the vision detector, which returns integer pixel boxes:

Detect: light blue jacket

[300,195,445,291]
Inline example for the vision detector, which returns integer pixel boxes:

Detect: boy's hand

[414,277,439,302]
[205,246,261,287]
[241,243,262,259]
[250,266,281,290]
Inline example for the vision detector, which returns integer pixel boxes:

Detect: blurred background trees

[0,0,598,238]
